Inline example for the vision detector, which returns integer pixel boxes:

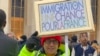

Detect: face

[79,33,88,46]
[43,38,59,55]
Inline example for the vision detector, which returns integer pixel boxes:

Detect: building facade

[0,0,100,43]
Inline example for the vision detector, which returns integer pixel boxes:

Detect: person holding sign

[31,35,65,56]
[71,32,95,56]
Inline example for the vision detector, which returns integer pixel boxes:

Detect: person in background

[31,35,65,56]
[91,40,100,56]
[18,35,27,52]
[0,9,18,56]
[71,32,95,56]
[91,40,98,45]
[18,31,41,56]
[94,46,100,56]
[69,35,79,56]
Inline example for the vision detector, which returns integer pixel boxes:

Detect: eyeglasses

[44,39,59,44]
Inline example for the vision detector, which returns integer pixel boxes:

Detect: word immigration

[39,0,88,32]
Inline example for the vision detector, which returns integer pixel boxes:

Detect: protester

[94,46,100,56]
[91,40,100,56]
[31,35,65,56]
[69,35,79,56]
[18,35,27,52]
[71,32,95,56]
[0,9,18,56]
[18,31,41,56]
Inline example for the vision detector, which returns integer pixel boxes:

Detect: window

[11,0,24,38]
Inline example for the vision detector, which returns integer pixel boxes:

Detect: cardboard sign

[34,0,94,36]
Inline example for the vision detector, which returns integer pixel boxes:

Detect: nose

[49,42,54,46]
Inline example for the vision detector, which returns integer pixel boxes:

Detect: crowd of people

[0,9,100,56]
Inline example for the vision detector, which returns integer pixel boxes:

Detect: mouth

[48,48,55,50]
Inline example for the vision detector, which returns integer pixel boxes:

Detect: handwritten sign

[34,0,94,35]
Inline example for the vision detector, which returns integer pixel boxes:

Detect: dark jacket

[0,29,18,56]
[74,44,95,56]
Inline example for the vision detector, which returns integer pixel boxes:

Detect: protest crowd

[0,0,99,56]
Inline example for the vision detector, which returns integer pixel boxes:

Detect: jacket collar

[80,44,89,50]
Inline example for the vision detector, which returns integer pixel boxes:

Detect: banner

[34,0,94,36]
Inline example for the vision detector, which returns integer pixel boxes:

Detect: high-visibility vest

[31,45,68,56]
[31,50,66,56]
[18,45,33,56]
[59,44,70,56]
